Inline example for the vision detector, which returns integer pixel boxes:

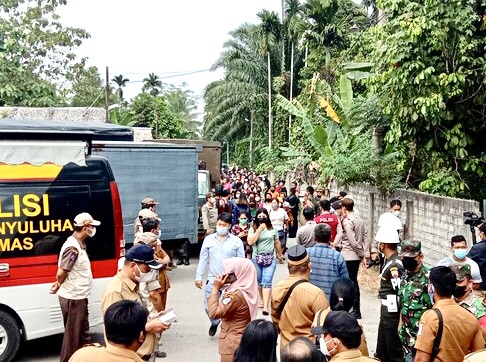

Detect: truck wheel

[0,311,21,362]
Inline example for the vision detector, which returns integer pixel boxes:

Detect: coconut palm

[142,73,162,96]
[111,74,129,103]
[257,9,282,149]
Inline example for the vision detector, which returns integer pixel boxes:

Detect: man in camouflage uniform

[451,263,486,341]
[398,240,432,362]
[375,226,404,362]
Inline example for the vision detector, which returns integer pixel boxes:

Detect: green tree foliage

[161,83,201,139]
[366,0,486,197]
[67,60,105,107]
[0,0,89,106]
[130,93,187,139]
[142,73,162,96]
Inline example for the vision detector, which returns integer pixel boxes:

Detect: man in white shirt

[297,207,317,248]
[437,235,482,289]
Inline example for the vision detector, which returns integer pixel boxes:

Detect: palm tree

[111,74,129,104]
[142,73,162,96]
[257,10,282,149]
[284,0,304,142]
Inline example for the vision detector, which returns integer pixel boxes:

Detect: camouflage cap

[399,240,421,257]
[450,263,472,281]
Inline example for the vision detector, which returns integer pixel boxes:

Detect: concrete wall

[329,182,480,266]
[0,106,105,122]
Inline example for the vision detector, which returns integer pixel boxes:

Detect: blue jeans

[204,281,221,326]
[253,257,277,288]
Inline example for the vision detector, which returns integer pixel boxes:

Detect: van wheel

[0,311,21,362]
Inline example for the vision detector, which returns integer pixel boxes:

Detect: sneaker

[176,259,184,266]
[184,258,190,266]
[209,324,218,336]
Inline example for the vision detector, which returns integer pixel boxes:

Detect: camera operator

[468,223,486,293]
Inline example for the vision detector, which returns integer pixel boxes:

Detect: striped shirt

[308,244,349,298]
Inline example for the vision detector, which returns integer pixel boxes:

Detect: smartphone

[225,271,237,284]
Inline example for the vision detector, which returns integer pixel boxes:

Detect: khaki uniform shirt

[101,272,156,359]
[208,290,251,357]
[334,213,366,261]
[271,275,329,349]
[414,299,484,362]
[201,203,218,232]
[463,349,486,362]
[68,343,144,362]
[331,350,379,361]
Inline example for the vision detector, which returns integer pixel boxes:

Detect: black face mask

[453,285,468,298]
[265,198,272,202]
[401,258,418,272]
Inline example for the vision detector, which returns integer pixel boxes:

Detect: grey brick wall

[0,106,105,122]
[329,182,480,266]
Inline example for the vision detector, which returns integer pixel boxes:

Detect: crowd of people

[195,166,486,362]
[50,165,486,362]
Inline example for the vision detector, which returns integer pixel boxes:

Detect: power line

[111,68,212,84]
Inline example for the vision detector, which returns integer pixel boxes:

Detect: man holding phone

[195,212,245,337]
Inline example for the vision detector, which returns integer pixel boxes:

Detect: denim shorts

[253,257,277,288]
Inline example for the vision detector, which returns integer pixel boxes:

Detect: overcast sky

[58,0,283,107]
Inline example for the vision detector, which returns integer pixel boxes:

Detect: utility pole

[105,66,110,123]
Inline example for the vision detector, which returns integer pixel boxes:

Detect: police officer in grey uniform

[374,226,404,362]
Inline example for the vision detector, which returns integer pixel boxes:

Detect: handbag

[256,251,274,267]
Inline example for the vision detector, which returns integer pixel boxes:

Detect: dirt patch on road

[359,264,379,295]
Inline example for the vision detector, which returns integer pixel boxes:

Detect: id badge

[386,294,398,312]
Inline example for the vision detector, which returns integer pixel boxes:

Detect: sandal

[262,309,269,316]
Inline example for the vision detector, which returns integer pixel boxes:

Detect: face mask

[239,219,248,225]
[401,258,418,272]
[319,337,337,357]
[257,217,267,222]
[428,284,435,303]
[157,230,162,239]
[453,285,468,298]
[86,226,96,237]
[453,249,468,260]
[210,197,216,204]
[255,197,261,202]
[265,198,272,202]
[134,264,153,283]
[235,194,241,199]
[393,210,401,217]
[216,226,229,236]
[272,204,278,209]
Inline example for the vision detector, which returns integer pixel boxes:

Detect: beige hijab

[223,257,259,320]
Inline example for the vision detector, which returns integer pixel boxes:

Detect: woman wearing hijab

[208,257,258,362]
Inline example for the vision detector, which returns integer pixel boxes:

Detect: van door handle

[0,263,10,277]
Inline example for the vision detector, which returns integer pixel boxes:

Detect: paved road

[16,240,380,361]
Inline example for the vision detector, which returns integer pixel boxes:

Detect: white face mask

[86,226,96,237]
[392,210,401,217]
[319,337,337,358]
[134,264,154,283]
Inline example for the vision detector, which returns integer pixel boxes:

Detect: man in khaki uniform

[414,266,484,362]
[69,300,148,362]
[271,245,329,349]
[312,311,378,361]
[101,245,170,361]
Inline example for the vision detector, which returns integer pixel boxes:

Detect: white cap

[378,212,403,230]
[375,226,400,244]
[138,209,159,220]
[74,212,101,227]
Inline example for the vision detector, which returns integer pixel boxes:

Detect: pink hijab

[223,257,258,320]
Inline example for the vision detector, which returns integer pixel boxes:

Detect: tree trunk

[289,41,294,144]
[268,52,273,149]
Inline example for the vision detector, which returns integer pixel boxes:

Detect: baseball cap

[287,245,309,266]
[450,263,472,281]
[375,226,400,244]
[73,212,101,227]
[141,197,159,206]
[331,200,342,210]
[311,311,361,338]
[138,209,159,220]
[399,240,421,257]
[125,244,162,270]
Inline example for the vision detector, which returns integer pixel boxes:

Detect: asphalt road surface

[16,238,379,361]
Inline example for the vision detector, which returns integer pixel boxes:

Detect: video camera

[463,211,485,227]
[464,211,485,244]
